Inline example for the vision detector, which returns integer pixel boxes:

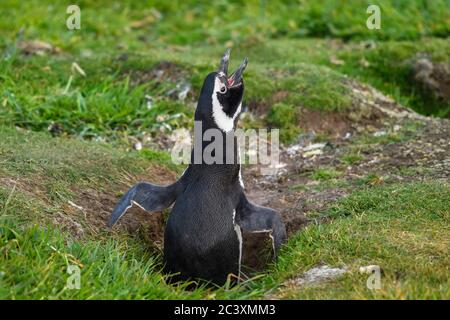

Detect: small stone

[303,143,327,152]
[133,141,143,151]
[145,95,154,109]
[373,130,387,137]
[286,265,347,287]
[303,149,323,158]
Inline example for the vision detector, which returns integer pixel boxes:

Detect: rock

[330,55,345,65]
[177,82,191,101]
[359,265,381,274]
[286,142,327,157]
[166,81,192,101]
[303,143,327,152]
[285,265,348,287]
[47,123,64,136]
[373,130,387,137]
[133,141,143,151]
[303,149,323,158]
[286,144,302,156]
[17,40,60,56]
[411,57,450,101]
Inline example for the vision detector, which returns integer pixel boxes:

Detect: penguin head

[196,49,248,133]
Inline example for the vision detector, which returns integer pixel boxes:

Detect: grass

[1,0,448,48]
[341,153,365,165]
[0,125,180,224]
[274,182,449,299]
[266,103,300,144]
[1,1,448,144]
[1,53,194,141]
[1,143,448,298]
[0,0,449,299]
[311,168,343,181]
[1,40,355,142]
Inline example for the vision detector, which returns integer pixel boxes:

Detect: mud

[79,164,177,237]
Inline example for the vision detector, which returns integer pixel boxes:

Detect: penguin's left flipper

[107,182,181,228]
[236,193,287,257]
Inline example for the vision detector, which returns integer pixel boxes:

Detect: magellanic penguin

[108,49,287,285]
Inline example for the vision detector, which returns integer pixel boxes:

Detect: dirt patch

[242,232,274,273]
[247,90,291,116]
[297,109,351,138]
[76,164,177,237]
[0,163,177,242]
[247,98,271,117]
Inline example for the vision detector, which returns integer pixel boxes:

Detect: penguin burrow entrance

[115,159,312,274]
[124,205,306,273]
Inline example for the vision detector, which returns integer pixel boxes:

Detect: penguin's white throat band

[212,77,242,133]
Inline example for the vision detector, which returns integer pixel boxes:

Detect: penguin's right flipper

[108,167,190,228]
[236,193,287,257]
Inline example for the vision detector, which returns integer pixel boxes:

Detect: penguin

[108,49,287,285]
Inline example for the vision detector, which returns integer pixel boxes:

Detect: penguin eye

[219,86,227,94]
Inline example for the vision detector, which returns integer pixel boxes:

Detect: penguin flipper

[236,193,287,257]
[108,168,190,228]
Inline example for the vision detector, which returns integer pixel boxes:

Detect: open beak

[218,48,248,88]
[227,57,248,88]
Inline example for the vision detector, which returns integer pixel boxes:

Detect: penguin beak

[218,48,248,88]
[218,48,231,75]
[227,57,248,88]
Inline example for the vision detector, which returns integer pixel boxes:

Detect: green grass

[0,126,180,223]
[1,149,448,299]
[311,168,343,181]
[1,1,448,144]
[0,0,449,300]
[1,0,448,48]
[0,53,194,141]
[341,153,365,165]
[273,182,450,299]
[267,103,300,144]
